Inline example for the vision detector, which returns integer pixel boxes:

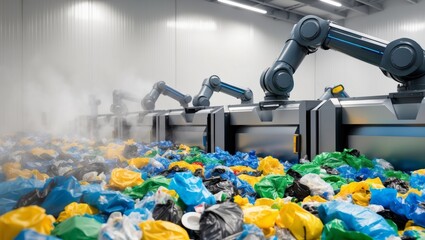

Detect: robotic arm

[141,81,192,110]
[318,84,349,100]
[110,90,141,115]
[261,15,425,100]
[192,75,254,107]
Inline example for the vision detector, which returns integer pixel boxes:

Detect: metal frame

[158,106,225,152]
[226,100,320,163]
[310,94,425,170]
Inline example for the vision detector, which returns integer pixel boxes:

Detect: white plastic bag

[299,173,334,198]
[98,212,142,240]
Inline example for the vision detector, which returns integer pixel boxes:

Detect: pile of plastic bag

[0,134,424,239]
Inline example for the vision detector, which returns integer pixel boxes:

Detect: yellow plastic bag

[262,227,276,238]
[31,147,57,158]
[364,177,385,189]
[276,202,323,240]
[19,138,35,146]
[258,156,284,175]
[109,168,144,190]
[398,188,423,198]
[128,157,150,168]
[168,161,204,175]
[234,195,252,209]
[255,198,275,207]
[303,195,327,203]
[3,162,49,181]
[57,202,98,222]
[230,166,257,174]
[125,139,136,145]
[237,174,263,188]
[413,169,425,175]
[335,181,371,206]
[60,142,83,153]
[104,143,125,160]
[254,198,286,210]
[178,144,191,154]
[140,220,189,240]
[243,206,279,229]
[0,205,55,240]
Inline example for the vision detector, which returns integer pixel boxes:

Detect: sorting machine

[157,76,253,151]
[103,83,191,143]
[260,15,425,170]
[192,75,253,107]
[88,15,425,169]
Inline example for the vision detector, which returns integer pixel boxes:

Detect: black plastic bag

[152,199,183,224]
[284,180,311,201]
[302,204,319,217]
[377,209,409,230]
[123,144,139,159]
[64,162,107,180]
[321,166,339,175]
[347,149,361,157]
[383,177,409,194]
[159,165,191,177]
[286,169,303,180]
[14,179,56,208]
[203,177,237,198]
[199,202,244,240]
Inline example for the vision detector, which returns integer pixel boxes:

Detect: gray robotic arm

[110,90,141,115]
[141,81,192,110]
[192,75,253,107]
[261,15,425,100]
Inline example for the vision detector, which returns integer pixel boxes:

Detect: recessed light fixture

[217,0,267,14]
[320,0,342,7]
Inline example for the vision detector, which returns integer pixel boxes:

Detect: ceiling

[207,0,418,24]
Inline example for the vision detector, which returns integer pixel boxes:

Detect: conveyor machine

[158,76,253,152]
[262,15,425,170]
[108,82,191,143]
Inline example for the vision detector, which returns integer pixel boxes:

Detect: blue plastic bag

[124,207,151,221]
[236,224,265,240]
[14,229,61,240]
[82,190,134,215]
[0,178,44,215]
[370,188,397,209]
[336,165,357,180]
[318,201,397,240]
[410,173,425,190]
[41,176,83,216]
[205,166,256,202]
[390,193,425,227]
[169,172,215,209]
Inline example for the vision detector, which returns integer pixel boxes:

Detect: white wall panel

[21,0,176,134]
[0,0,315,134]
[175,0,315,105]
[0,0,23,134]
[315,0,425,98]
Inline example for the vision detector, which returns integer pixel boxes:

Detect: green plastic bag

[384,170,410,182]
[322,174,349,191]
[184,154,223,165]
[290,163,321,176]
[321,219,372,240]
[313,149,374,170]
[124,176,170,199]
[254,175,293,199]
[51,216,101,240]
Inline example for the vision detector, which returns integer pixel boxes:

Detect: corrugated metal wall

[5,0,365,135]
[315,1,425,98]
[0,0,23,134]
[0,0,315,135]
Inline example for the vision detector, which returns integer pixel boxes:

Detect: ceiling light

[217,0,267,14]
[320,0,342,7]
